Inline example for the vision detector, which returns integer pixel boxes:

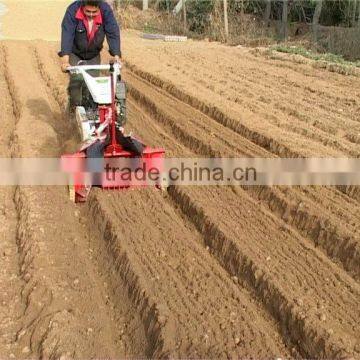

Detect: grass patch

[271,45,360,67]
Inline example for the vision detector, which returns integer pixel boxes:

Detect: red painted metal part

[62,145,165,202]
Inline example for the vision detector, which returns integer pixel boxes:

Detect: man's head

[81,0,102,19]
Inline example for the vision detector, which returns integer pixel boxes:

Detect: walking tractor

[61,62,165,202]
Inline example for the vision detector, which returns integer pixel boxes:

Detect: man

[59,0,121,107]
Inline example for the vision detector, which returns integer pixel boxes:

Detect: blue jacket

[59,1,121,60]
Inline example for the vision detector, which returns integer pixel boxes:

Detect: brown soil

[0,28,359,359]
[1,1,65,41]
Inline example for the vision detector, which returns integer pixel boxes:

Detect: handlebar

[66,63,121,73]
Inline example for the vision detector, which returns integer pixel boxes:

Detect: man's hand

[61,62,70,73]
[111,55,122,65]
[61,55,70,73]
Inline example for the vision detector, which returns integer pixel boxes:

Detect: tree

[183,0,187,32]
[281,0,288,40]
[223,0,229,40]
[264,0,272,28]
[312,0,323,43]
[351,0,357,26]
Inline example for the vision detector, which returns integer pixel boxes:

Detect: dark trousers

[68,53,101,107]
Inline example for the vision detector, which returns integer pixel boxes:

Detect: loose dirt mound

[0,33,359,359]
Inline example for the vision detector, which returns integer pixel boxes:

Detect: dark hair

[81,0,103,7]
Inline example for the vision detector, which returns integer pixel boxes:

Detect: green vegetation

[271,45,360,67]
[186,0,214,33]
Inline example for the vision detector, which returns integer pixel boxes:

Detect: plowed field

[0,20,359,360]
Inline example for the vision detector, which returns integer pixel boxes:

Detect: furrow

[124,74,360,358]
[86,189,292,358]
[1,40,143,358]
[125,58,360,203]
[0,42,25,358]
[125,71,360,280]
[125,61,298,157]
[33,44,295,357]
